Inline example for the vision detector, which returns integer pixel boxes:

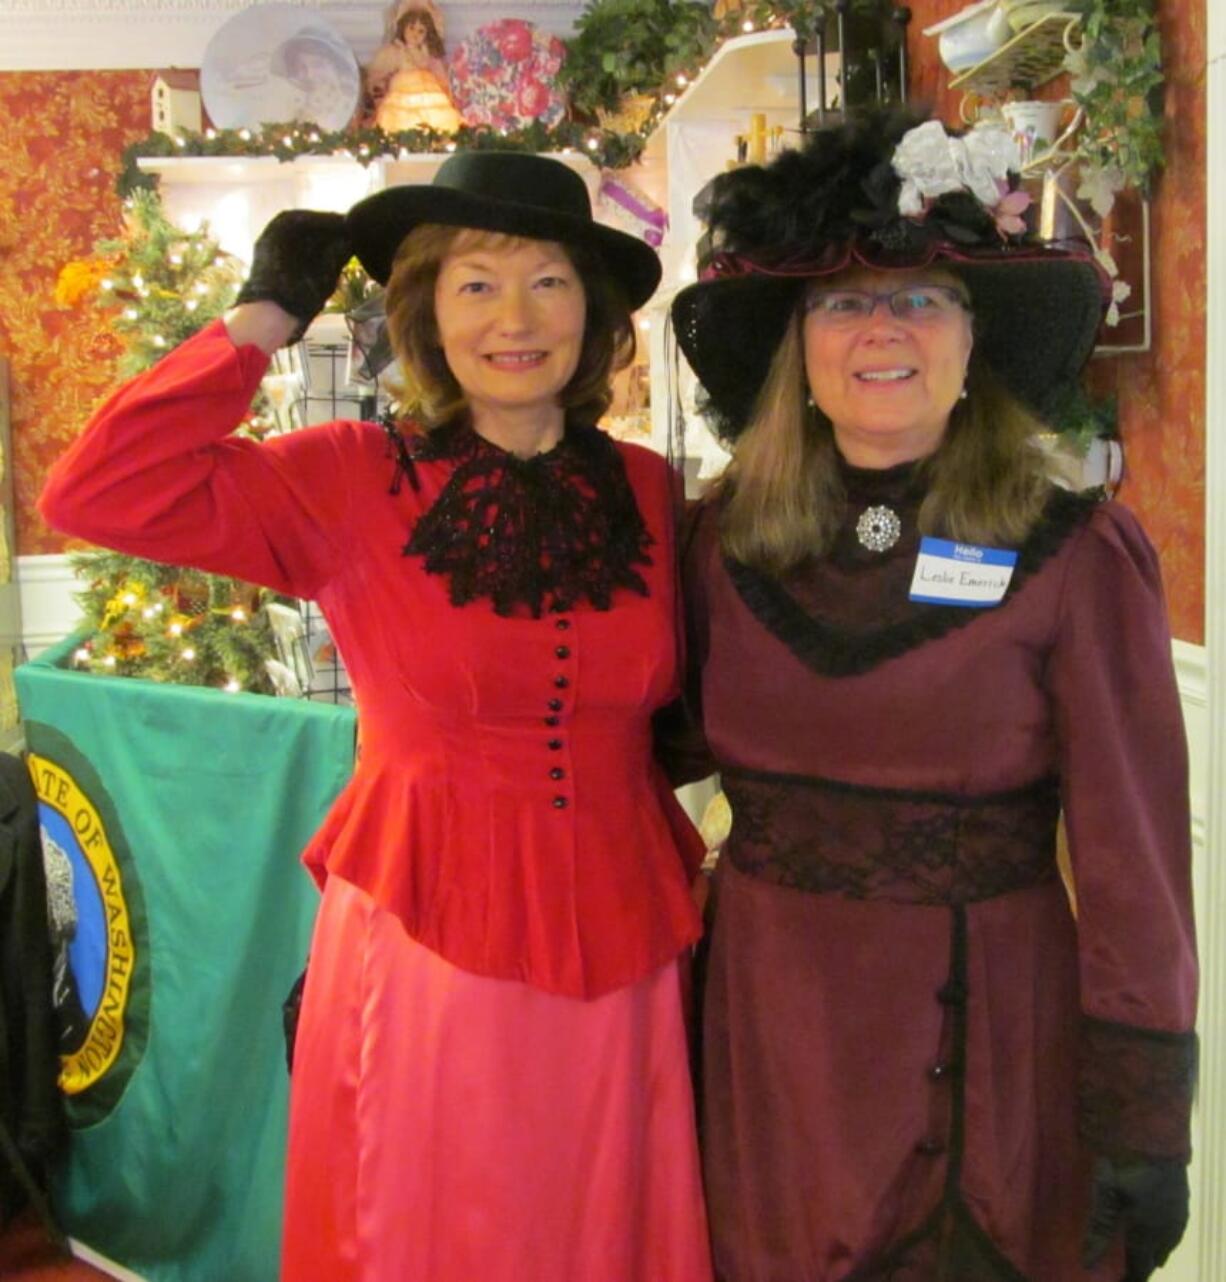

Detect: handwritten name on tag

[908,537,1018,608]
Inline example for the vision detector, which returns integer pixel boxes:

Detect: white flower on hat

[959,125,1022,203]
[893,121,965,215]
[892,120,1023,217]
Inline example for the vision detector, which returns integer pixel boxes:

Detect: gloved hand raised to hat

[1081,1156,1190,1282]
[234,209,352,345]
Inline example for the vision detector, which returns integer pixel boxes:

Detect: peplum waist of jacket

[301,705,705,999]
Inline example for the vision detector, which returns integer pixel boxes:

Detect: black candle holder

[793,1,912,132]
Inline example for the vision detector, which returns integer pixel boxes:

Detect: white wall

[0,1,582,73]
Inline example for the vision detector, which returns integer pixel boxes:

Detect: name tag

[908,537,1018,608]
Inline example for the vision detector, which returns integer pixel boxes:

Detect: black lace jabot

[384,420,654,617]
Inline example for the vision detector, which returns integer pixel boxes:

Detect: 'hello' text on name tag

[908,537,1018,608]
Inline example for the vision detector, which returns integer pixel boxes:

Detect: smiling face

[433,234,587,443]
[802,266,974,468]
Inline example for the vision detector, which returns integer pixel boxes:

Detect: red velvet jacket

[40,321,704,999]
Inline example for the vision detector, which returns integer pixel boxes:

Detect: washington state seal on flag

[26,722,151,1125]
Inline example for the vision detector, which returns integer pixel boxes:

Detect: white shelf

[662,29,821,125]
[641,31,831,469]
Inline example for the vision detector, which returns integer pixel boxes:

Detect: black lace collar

[384,420,654,617]
[724,486,1101,677]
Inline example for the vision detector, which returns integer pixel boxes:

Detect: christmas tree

[55,190,287,694]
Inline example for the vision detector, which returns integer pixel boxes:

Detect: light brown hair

[383,225,636,431]
[717,309,1054,574]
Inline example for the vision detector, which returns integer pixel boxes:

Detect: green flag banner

[15,634,356,1282]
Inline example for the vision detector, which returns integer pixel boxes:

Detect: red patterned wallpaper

[0,70,150,557]
[910,0,1206,642]
[0,14,1208,640]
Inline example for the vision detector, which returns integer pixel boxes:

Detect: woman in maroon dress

[667,112,1197,1281]
[41,153,713,1282]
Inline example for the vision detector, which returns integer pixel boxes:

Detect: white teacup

[1001,98,1084,170]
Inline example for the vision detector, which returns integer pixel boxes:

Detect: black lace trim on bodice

[721,766,1060,905]
[724,485,1102,677]
[383,420,654,617]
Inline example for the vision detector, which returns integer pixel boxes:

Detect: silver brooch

[855,505,901,552]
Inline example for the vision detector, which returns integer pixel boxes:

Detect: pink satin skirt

[281,875,712,1282]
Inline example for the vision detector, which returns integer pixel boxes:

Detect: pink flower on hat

[993,184,1032,237]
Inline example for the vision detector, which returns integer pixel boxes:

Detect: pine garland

[119,119,648,199]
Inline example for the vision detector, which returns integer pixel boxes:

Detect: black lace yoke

[725,460,1101,678]
[385,421,654,618]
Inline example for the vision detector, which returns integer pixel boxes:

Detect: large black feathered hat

[671,109,1110,437]
[347,151,662,308]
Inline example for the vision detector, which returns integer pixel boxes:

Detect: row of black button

[548,616,572,808]
[915,976,968,1158]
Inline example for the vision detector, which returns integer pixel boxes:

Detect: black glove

[234,210,352,343]
[1082,1156,1189,1281]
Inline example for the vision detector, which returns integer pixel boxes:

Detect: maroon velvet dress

[679,460,1197,1282]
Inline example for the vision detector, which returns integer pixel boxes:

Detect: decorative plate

[201,3,361,133]
[448,19,567,131]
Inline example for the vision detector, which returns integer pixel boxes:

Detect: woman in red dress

[41,152,712,1282]
[666,111,1196,1281]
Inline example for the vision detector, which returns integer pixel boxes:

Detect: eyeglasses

[804,285,970,326]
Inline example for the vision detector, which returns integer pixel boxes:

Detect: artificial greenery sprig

[558,0,720,118]
[1064,0,1164,207]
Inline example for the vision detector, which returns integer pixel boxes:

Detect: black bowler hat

[346,151,662,308]
[671,109,1110,437]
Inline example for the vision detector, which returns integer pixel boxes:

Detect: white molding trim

[1172,638,1207,707]
[17,552,79,659]
[1195,0,1226,1274]
[0,1,580,71]
[1173,641,1209,855]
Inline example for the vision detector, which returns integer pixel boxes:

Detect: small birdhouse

[150,69,202,137]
